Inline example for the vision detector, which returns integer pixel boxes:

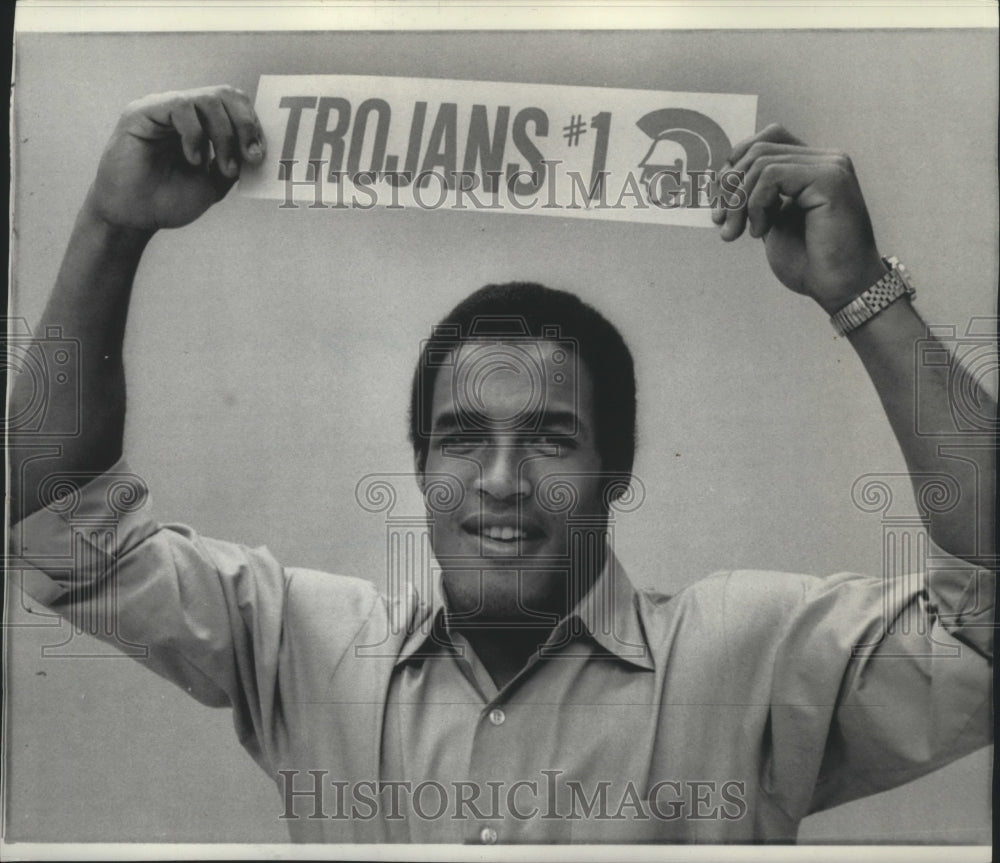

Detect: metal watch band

[829,256,916,337]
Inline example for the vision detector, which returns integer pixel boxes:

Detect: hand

[712,124,886,314]
[88,85,265,232]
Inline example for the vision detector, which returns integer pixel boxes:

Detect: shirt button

[488,708,506,726]
[480,826,498,844]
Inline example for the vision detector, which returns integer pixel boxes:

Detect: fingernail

[248,142,262,160]
[228,158,239,175]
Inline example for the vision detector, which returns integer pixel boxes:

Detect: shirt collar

[563,553,655,670]
[395,554,654,671]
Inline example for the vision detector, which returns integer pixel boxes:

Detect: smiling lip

[461,517,543,543]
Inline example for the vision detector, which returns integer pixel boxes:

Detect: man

[7,85,995,843]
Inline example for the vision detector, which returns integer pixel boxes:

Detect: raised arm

[9,86,265,522]
[713,124,996,568]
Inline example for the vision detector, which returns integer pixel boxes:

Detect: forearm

[9,191,154,522]
[844,297,996,567]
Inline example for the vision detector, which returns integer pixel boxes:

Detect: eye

[525,433,576,451]
[438,434,490,452]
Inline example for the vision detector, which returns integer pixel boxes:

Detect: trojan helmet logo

[636,109,732,207]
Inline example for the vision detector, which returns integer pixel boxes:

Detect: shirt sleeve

[762,545,994,818]
[8,459,292,771]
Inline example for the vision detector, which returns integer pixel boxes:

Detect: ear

[414,449,427,494]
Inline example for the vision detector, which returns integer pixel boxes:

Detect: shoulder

[284,566,383,612]
[639,569,821,617]
[283,566,424,632]
[636,570,828,657]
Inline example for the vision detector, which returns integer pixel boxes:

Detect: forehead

[429,339,593,428]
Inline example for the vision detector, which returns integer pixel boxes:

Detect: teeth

[483,526,526,541]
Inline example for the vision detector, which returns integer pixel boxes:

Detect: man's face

[420,339,608,621]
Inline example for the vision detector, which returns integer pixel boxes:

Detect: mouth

[460,517,544,551]
[479,525,528,542]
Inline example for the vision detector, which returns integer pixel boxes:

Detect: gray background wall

[6,29,996,843]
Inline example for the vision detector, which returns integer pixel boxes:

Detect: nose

[473,442,533,503]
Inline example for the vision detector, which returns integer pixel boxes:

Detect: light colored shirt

[8,461,993,844]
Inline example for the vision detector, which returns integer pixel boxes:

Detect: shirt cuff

[925,539,995,661]
[7,458,159,604]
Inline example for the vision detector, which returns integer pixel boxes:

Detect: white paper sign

[239,75,757,226]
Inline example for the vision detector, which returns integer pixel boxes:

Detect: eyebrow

[431,409,584,436]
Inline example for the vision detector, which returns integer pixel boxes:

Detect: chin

[440,567,571,622]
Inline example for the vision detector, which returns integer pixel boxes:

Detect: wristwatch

[829,256,916,337]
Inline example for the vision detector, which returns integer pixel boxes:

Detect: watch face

[896,261,915,293]
[885,256,915,294]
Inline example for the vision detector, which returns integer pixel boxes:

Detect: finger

[720,181,749,241]
[121,91,205,166]
[722,152,838,241]
[727,122,805,166]
[193,95,239,179]
[168,100,206,167]
[731,143,834,179]
[710,159,754,225]
[710,170,729,224]
[711,196,727,225]
[207,158,238,201]
[219,86,266,164]
[745,162,825,238]
[716,162,756,239]
[742,152,840,204]
[718,163,752,241]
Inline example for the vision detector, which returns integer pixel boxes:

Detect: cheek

[533,458,608,514]
[419,460,475,520]
[423,451,482,488]
[571,482,610,518]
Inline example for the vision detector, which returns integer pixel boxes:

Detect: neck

[450,624,552,690]
[439,548,609,689]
